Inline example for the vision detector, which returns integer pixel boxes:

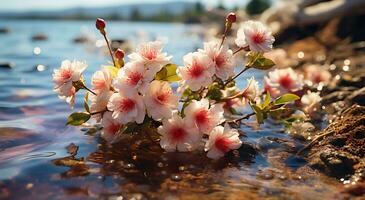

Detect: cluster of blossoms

[53,14,326,159]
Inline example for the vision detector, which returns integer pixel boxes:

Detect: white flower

[113,61,152,96]
[107,92,145,124]
[101,111,122,143]
[205,124,242,159]
[199,41,235,81]
[158,112,200,152]
[53,60,87,107]
[144,80,178,121]
[184,98,224,134]
[235,20,275,52]
[304,65,331,85]
[264,68,304,97]
[129,40,172,76]
[178,52,215,91]
[91,69,112,94]
[89,91,113,122]
[301,91,321,116]
[242,77,260,103]
[222,87,246,113]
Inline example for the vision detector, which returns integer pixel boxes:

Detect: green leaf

[250,103,264,124]
[102,65,119,77]
[155,63,181,82]
[66,112,90,126]
[84,92,90,113]
[249,53,275,70]
[273,94,300,105]
[261,91,271,109]
[206,83,223,101]
[269,108,289,118]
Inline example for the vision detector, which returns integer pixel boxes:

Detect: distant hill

[0,1,196,20]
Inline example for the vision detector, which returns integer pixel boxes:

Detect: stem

[221,112,255,125]
[90,110,106,115]
[83,85,96,96]
[233,47,244,55]
[102,33,116,67]
[224,67,250,87]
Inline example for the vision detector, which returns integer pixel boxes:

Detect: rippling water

[0,20,342,199]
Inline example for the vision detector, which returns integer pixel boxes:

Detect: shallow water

[0,20,343,199]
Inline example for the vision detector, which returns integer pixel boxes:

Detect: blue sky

[0,0,248,11]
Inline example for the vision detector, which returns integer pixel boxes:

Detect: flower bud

[95,18,106,31]
[226,12,236,23]
[114,48,125,60]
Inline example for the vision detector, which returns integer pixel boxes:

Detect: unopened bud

[95,18,106,31]
[226,12,237,23]
[114,49,125,60]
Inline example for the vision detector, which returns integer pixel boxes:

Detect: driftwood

[261,0,365,35]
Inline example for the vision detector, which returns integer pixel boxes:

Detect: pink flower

[242,77,260,103]
[53,60,87,107]
[301,91,321,117]
[304,65,331,86]
[107,92,145,124]
[264,68,304,97]
[89,91,113,122]
[129,40,172,75]
[235,20,275,52]
[101,111,122,143]
[113,61,152,96]
[222,87,246,113]
[158,112,200,152]
[184,98,224,134]
[144,80,178,121]
[199,41,235,81]
[205,123,242,159]
[91,69,112,94]
[178,52,215,91]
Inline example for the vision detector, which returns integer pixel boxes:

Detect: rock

[339,73,365,88]
[346,87,365,106]
[72,36,89,44]
[306,105,365,180]
[0,62,15,69]
[31,33,48,41]
[0,27,10,34]
[321,90,352,105]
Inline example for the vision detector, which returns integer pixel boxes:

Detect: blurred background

[1,0,365,199]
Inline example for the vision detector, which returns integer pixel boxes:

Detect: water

[0,20,342,199]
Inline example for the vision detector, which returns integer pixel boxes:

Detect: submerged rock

[0,27,10,34]
[306,105,365,180]
[0,62,15,69]
[31,33,48,41]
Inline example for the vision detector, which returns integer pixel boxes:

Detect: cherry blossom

[222,87,245,114]
[235,20,275,52]
[178,52,215,91]
[107,92,145,124]
[158,112,200,152]
[199,41,235,81]
[129,40,172,75]
[184,98,224,134]
[53,60,87,107]
[101,111,122,143]
[264,68,304,97]
[304,65,331,86]
[113,61,151,96]
[144,80,179,121]
[205,123,242,159]
[89,91,113,122]
[91,68,112,94]
[301,91,322,117]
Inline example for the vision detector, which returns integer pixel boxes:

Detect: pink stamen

[119,98,135,112]
[141,47,157,60]
[252,33,265,44]
[127,72,143,86]
[215,137,231,153]
[188,61,204,78]
[278,74,293,90]
[169,126,187,141]
[155,92,169,104]
[214,53,226,68]
[195,109,209,125]
[106,123,120,135]
[60,69,72,81]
